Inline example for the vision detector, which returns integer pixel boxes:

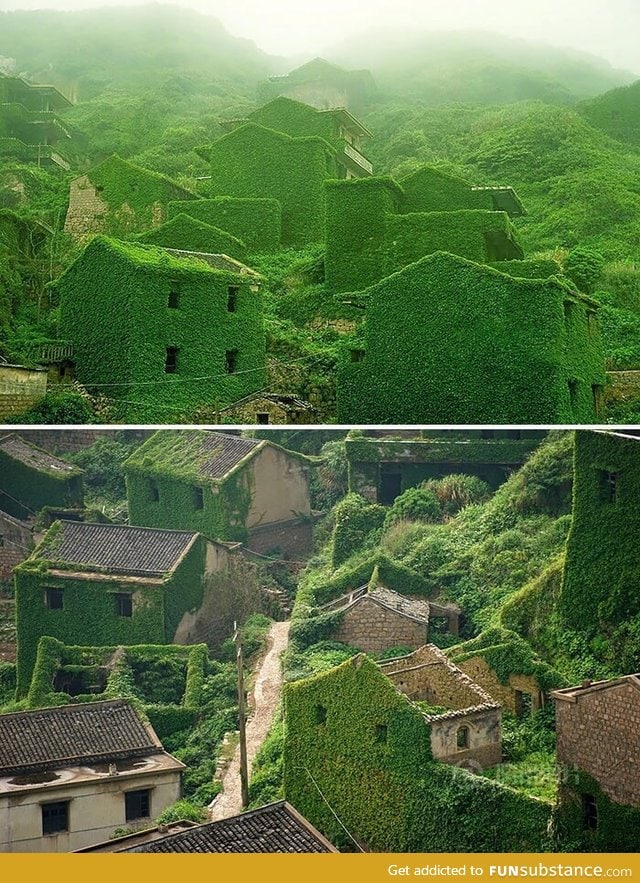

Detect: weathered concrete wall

[430,707,502,770]
[555,681,640,807]
[0,366,47,421]
[457,655,543,714]
[0,511,33,581]
[333,596,427,653]
[248,446,311,528]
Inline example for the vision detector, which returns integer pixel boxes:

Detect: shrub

[423,473,491,516]
[383,486,441,530]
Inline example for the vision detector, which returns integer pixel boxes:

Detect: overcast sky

[1,0,639,72]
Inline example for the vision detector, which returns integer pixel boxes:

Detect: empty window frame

[568,379,578,413]
[42,800,69,835]
[227,285,239,312]
[125,789,151,822]
[193,486,204,510]
[165,346,178,374]
[168,281,180,309]
[225,350,238,374]
[256,412,270,424]
[45,587,64,610]
[375,724,388,744]
[114,593,133,618]
[149,479,160,502]
[350,349,365,363]
[582,794,598,831]
[599,470,618,504]
[456,726,469,750]
[315,704,327,725]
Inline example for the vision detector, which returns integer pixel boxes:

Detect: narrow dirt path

[209,619,290,820]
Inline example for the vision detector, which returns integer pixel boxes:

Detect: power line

[298,765,365,853]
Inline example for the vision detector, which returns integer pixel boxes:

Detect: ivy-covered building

[0,73,73,170]
[552,674,640,851]
[0,433,83,520]
[168,197,281,254]
[222,96,373,179]
[54,236,266,423]
[124,430,313,558]
[325,169,526,293]
[284,653,552,852]
[336,252,606,424]
[14,519,233,695]
[63,155,195,238]
[260,57,377,113]
[133,213,248,263]
[198,123,336,247]
[559,430,640,635]
[345,429,544,503]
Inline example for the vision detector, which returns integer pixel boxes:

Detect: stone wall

[430,707,502,770]
[334,597,428,653]
[381,645,488,709]
[0,510,33,581]
[246,517,313,561]
[555,680,640,807]
[0,366,47,421]
[63,175,110,237]
[17,429,152,455]
[457,655,543,714]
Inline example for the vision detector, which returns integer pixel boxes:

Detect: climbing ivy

[169,196,281,253]
[0,438,83,520]
[134,213,248,262]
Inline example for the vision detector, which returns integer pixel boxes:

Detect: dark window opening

[225,350,238,374]
[582,794,598,831]
[378,469,402,505]
[350,349,365,363]
[193,487,204,510]
[149,480,159,502]
[375,724,388,744]
[315,704,327,725]
[165,346,178,374]
[564,301,574,323]
[125,789,151,822]
[592,384,603,419]
[168,282,180,309]
[227,285,239,312]
[568,380,578,413]
[45,587,64,610]
[0,535,3,547]
[95,185,104,194]
[456,726,469,749]
[256,412,269,425]
[42,800,69,835]
[115,593,133,618]
[599,470,618,504]
[587,311,598,337]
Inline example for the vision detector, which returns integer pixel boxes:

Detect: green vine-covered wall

[168,197,282,253]
[398,166,512,214]
[560,430,640,634]
[14,529,206,695]
[284,654,553,852]
[55,236,266,422]
[201,123,336,247]
[556,768,640,852]
[0,440,84,519]
[336,253,606,424]
[134,213,248,262]
[331,493,386,568]
[124,430,254,542]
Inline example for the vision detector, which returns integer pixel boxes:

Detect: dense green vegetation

[0,8,638,422]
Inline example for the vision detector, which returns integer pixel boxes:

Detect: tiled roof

[190,432,263,479]
[368,586,431,624]
[123,802,337,853]
[0,700,161,776]
[34,520,198,576]
[0,434,81,476]
[163,248,262,277]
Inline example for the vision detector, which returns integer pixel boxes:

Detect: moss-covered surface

[556,768,640,852]
[14,527,206,695]
[399,166,521,215]
[169,196,281,253]
[283,654,553,852]
[55,235,266,422]
[336,253,606,424]
[201,123,336,247]
[0,438,84,519]
[133,212,247,262]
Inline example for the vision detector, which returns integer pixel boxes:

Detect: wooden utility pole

[233,621,249,809]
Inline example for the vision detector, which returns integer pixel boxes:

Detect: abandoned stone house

[318,584,459,653]
[79,800,338,853]
[217,392,317,425]
[0,364,48,423]
[63,155,194,238]
[125,430,313,558]
[221,96,373,180]
[260,57,377,113]
[552,674,640,849]
[52,236,266,422]
[345,429,544,504]
[0,73,73,170]
[336,252,606,424]
[0,699,183,852]
[14,519,237,694]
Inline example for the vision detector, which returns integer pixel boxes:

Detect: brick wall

[0,366,47,421]
[63,175,110,237]
[333,597,428,653]
[555,681,640,806]
[457,655,543,714]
